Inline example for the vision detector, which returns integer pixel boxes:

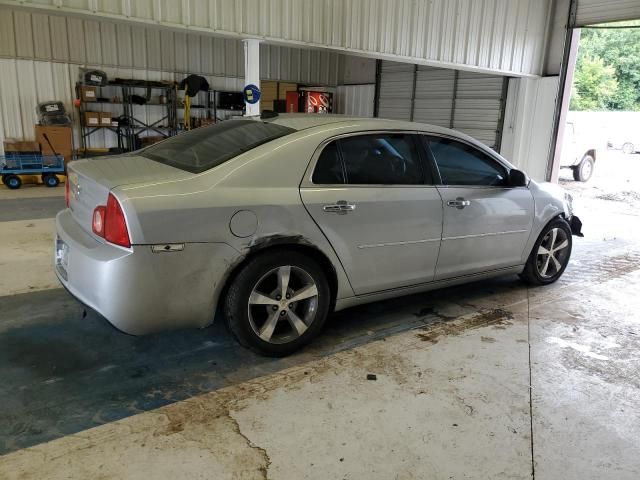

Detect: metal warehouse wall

[0,7,346,152]
[0,58,247,151]
[500,76,560,181]
[0,7,342,85]
[335,85,376,117]
[0,0,552,76]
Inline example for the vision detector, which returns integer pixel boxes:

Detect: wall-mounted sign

[243,84,261,105]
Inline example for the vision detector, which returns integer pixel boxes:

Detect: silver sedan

[55,114,582,356]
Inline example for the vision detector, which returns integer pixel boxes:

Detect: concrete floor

[0,172,639,479]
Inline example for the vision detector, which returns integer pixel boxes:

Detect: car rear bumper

[54,209,239,334]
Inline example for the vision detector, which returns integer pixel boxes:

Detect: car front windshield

[140,120,296,173]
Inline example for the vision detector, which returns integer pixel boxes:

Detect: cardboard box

[80,85,97,102]
[3,140,40,153]
[100,112,112,126]
[85,112,100,127]
[35,125,72,161]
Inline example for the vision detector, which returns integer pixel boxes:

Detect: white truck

[560,121,597,182]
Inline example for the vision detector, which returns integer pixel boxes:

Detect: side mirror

[508,169,528,187]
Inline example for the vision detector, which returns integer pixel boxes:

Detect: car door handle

[447,198,471,209]
[323,200,356,214]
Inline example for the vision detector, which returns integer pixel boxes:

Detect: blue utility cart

[1,154,65,189]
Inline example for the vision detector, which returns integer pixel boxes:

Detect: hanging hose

[184,95,191,130]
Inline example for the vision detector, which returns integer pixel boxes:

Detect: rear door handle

[323,200,356,214]
[447,198,471,209]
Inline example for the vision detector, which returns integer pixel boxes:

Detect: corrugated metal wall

[576,0,640,26]
[0,7,345,152]
[335,85,375,117]
[0,58,246,151]
[0,0,552,76]
[0,7,342,85]
[501,76,560,181]
[377,61,508,149]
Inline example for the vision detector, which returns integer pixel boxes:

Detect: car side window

[427,136,507,186]
[338,134,423,185]
[312,142,345,184]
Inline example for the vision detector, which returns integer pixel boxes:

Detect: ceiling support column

[243,38,261,117]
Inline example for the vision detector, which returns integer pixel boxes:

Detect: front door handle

[323,200,356,214]
[447,197,471,209]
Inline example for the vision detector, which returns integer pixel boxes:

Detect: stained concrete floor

[0,181,639,479]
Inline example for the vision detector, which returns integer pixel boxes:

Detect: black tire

[520,217,572,286]
[572,155,594,182]
[4,174,22,189]
[42,173,60,187]
[622,142,634,155]
[225,250,331,357]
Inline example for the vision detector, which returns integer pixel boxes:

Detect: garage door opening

[558,20,640,215]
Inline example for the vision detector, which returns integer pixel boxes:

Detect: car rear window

[139,120,296,173]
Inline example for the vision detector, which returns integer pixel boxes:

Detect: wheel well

[584,149,596,162]
[218,243,339,316]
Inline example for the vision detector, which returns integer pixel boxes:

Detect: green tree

[570,57,618,111]
[573,22,640,111]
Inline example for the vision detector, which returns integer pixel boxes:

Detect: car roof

[265,113,455,136]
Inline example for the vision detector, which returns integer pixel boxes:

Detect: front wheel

[572,155,594,182]
[622,142,635,155]
[520,218,572,286]
[224,251,331,357]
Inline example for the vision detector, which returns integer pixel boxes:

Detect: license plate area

[55,237,69,280]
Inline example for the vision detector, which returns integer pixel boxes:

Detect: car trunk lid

[66,155,191,238]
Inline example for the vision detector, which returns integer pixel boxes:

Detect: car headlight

[564,192,574,218]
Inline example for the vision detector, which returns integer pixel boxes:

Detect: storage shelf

[77,81,178,154]
[77,82,244,154]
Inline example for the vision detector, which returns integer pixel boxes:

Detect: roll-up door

[413,66,456,127]
[453,71,507,149]
[576,0,640,27]
[377,61,414,121]
[376,61,508,150]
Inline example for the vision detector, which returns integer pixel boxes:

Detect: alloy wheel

[247,265,319,344]
[536,227,570,279]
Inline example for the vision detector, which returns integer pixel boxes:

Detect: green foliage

[570,57,618,110]
[571,22,640,111]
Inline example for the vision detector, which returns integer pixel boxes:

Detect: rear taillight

[65,179,70,207]
[91,193,131,248]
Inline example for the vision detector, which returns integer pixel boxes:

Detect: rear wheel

[225,251,331,357]
[520,218,572,285]
[3,174,22,189]
[572,155,594,182]
[42,173,60,187]
[622,142,635,155]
